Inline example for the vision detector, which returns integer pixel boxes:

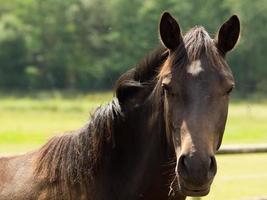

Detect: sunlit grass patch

[0,91,113,153]
[224,101,267,144]
[190,153,267,200]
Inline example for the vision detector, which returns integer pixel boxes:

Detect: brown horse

[0,12,240,200]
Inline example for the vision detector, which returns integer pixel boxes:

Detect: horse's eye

[226,85,234,95]
[162,83,171,92]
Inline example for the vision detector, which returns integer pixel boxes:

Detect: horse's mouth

[180,184,210,197]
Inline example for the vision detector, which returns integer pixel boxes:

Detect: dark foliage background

[0,0,266,95]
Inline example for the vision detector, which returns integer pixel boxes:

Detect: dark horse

[0,12,240,200]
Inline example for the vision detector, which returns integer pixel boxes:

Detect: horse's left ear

[159,12,182,50]
[116,81,147,108]
[216,15,240,54]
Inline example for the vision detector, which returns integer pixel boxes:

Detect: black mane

[115,45,167,89]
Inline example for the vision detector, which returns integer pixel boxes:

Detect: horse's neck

[101,104,172,198]
[118,103,165,156]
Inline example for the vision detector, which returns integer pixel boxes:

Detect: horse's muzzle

[176,154,217,197]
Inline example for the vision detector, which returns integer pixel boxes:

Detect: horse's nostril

[180,155,186,166]
[209,156,217,175]
[209,156,214,169]
[178,154,189,179]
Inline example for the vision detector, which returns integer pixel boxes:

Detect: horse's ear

[216,15,240,54]
[116,80,145,107]
[159,12,182,50]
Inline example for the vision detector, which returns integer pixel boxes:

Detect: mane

[159,26,225,77]
[34,98,122,198]
[114,45,168,92]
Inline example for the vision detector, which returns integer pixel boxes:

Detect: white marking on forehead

[187,60,203,76]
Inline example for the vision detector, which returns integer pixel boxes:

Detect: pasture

[0,91,267,199]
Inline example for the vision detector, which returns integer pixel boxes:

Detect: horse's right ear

[159,12,182,50]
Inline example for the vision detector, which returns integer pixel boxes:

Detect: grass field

[0,91,267,199]
[0,91,112,153]
[192,153,267,200]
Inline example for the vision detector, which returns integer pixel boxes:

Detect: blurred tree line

[0,0,266,95]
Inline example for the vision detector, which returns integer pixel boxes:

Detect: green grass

[0,91,113,154]
[190,153,267,200]
[0,92,267,199]
[224,101,267,144]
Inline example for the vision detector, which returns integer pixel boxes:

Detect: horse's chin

[177,178,211,197]
[180,184,210,197]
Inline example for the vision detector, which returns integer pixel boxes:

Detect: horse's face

[159,12,240,197]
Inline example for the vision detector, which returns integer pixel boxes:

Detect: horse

[0,12,240,200]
